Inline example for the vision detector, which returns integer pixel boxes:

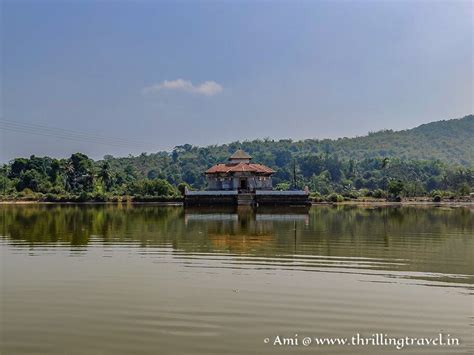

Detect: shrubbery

[309,191,323,202]
[0,153,183,202]
[342,190,360,199]
[372,189,387,199]
[326,193,344,203]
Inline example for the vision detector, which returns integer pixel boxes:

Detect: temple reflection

[184,206,309,253]
[0,205,472,286]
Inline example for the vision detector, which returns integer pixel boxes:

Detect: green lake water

[1,204,473,354]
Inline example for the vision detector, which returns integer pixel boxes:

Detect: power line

[0,119,156,150]
[0,125,138,148]
[0,119,155,146]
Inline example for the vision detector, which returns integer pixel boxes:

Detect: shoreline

[0,200,472,207]
[0,200,183,206]
[331,200,474,207]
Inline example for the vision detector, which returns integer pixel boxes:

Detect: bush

[458,183,471,196]
[130,179,177,197]
[373,189,386,199]
[18,188,34,197]
[45,193,57,202]
[108,195,123,203]
[17,188,42,201]
[275,182,290,191]
[326,193,344,203]
[310,191,323,202]
[432,195,442,202]
[177,182,191,196]
[77,191,91,202]
[388,180,404,196]
[91,191,108,202]
[343,190,360,199]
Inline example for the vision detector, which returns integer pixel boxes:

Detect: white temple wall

[207,174,272,191]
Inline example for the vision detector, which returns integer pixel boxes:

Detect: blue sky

[1,0,472,161]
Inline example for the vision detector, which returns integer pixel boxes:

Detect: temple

[205,149,274,191]
[185,149,310,207]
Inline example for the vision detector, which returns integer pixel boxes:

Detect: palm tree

[99,162,113,192]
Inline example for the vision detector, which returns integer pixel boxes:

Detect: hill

[326,115,473,165]
[103,115,473,184]
[1,115,472,200]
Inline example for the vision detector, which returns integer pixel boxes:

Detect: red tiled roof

[205,162,274,174]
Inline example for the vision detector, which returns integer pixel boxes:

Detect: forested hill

[105,114,473,177]
[96,114,473,191]
[322,115,473,163]
[325,115,473,165]
[2,115,472,199]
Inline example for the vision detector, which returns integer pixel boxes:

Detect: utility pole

[293,159,297,190]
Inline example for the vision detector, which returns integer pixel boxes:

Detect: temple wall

[247,176,272,190]
[207,174,272,191]
[207,177,234,190]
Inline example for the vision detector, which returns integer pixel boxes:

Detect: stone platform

[184,190,310,207]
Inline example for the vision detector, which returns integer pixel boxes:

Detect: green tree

[66,153,95,193]
[388,180,404,197]
[98,161,114,192]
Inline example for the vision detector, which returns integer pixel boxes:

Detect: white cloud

[143,79,223,96]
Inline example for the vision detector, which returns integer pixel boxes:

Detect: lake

[1,204,473,354]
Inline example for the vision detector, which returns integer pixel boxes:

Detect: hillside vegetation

[105,114,473,176]
[318,115,473,165]
[1,115,472,201]
[102,115,473,184]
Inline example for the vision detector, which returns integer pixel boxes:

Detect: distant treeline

[1,115,472,201]
[0,153,472,202]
